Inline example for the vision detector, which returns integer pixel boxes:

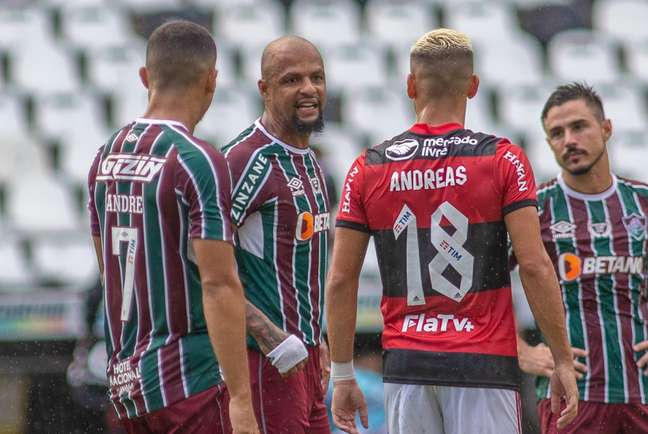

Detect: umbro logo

[550,221,576,239]
[287,177,304,196]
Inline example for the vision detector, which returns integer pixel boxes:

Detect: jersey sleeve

[87,146,104,236]
[225,146,273,227]
[335,153,370,233]
[176,143,233,243]
[495,141,538,216]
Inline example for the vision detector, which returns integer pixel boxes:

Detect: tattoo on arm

[245,301,286,355]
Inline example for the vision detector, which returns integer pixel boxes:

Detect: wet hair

[145,20,216,90]
[541,82,605,122]
[410,28,473,98]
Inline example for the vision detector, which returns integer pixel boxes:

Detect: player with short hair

[517,82,648,433]
[325,28,578,434]
[87,20,258,434]
[221,36,332,434]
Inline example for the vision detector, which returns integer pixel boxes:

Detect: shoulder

[617,176,648,198]
[165,126,227,173]
[536,178,559,212]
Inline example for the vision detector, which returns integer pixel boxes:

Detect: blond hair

[410,28,473,98]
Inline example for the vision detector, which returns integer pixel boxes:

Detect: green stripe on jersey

[140,349,164,411]
[618,181,648,403]
[274,148,315,343]
[588,200,625,402]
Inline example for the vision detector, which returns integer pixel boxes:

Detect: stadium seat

[444,0,520,42]
[86,44,145,93]
[60,5,133,50]
[111,88,148,128]
[10,41,80,95]
[475,35,545,87]
[547,29,620,84]
[0,237,34,289]
[6,172,81,233]
[310,126,362,186]
[524,129,560,182]
[34,92,106,144]
[215,0,284,49]
[365,0,436,48]
[239,43,266,81]
[325,43,388,91]
[195,85,260,146]
[497,83,555,131]
[626,40,648,83]
[595,83,647,134]
[593,0,648,45]
[465,84,496,134]
[0,7,51,49]
[32,236,98,288]
[608,130,648,180]
[117,0,183,13]
[342,86,413,145]
[290,0,361,48]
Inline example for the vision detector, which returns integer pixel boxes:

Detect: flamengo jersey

[535,175,648,404]
[337,123,537,390]
[87,118,233,419]
[223,120,329,347]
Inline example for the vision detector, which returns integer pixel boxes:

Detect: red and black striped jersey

[337,122,537,390]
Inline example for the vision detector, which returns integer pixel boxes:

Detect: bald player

[326,28,578,434]
[87,21,258,434]
[221,36,331,434]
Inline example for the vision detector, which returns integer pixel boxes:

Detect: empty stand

[593,0,648,45]
[290,0,361,48]
[60,5,133,50]
[366,0,436,48]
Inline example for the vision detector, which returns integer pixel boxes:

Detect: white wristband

[267,334,308,374]
[331,361,355,383]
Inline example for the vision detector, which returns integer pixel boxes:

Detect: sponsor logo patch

[385,139,419,161]
[295,211,329,241]
[97,154,166,182]
[401,313,475,333]
[558,253,644,281]
[589,221,610,238]
[287,177,305,196]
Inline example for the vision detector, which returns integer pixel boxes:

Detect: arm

[245,301,308,377]
[505,206,578,428]
[517,332,588,379]
[193,239,258,434]
[325,227,370,434]
[92,236,103,285]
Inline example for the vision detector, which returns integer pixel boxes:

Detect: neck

[143,90,203,133]
[415,98,466,127]
[260,111,310,149]
[561,154,613,195]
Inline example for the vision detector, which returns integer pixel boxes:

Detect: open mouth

[296,101,319,116]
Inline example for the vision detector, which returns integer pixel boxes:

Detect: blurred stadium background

[0,0,646,432]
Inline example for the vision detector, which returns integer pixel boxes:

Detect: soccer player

[516,82,648,433]
[87,21,258,434]
[325,29,579,434]
[221,36,331,434]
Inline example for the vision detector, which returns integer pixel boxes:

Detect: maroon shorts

[538,399,648,434]
[247,345,330,434]
[120,384,231,434]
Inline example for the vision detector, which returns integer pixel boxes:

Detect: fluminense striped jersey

[87,118,233,418]
[222,119,329,347]
[535,174,648,404]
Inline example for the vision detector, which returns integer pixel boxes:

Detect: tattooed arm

[245,301,308,376]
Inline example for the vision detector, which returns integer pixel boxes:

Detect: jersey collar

[134,117,189,132]
[409,123,464,136]
[557,173,618,201]
[255,118,311,155]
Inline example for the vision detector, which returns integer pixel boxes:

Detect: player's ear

[601,118,612,144]
[406,73,416,100]
[467,74,479,99]
[258,79,268,99]
[139,67,150,90]
[206,67,217,94]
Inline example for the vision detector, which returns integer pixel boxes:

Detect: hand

[229,395,260,434]
[265,333,309,378]
[331,379,368,434]
[549,362,579,429]
[518,343,588,379]
[633,340,648,375]
[319,341,331,395]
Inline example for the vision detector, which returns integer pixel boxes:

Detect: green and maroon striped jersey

[222,120,329,347]
[536,174,648,404]
[87,118,233,418]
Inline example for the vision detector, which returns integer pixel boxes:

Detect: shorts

[120,384,231,434]
[384,383,521,434]
[538,399,648,434]
[247,345,330,434]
